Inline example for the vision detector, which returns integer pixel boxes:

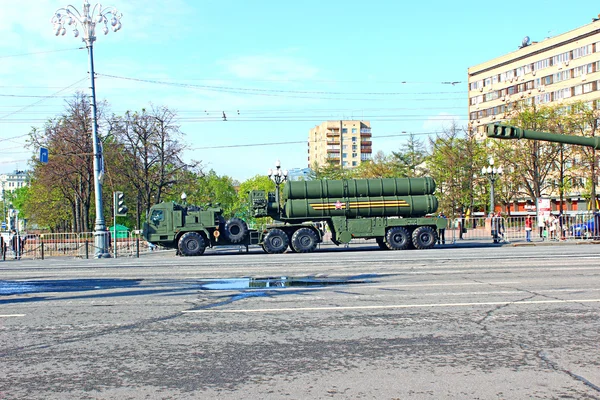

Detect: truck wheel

[376,237,389,250]
[412,226,436,250]
[178,232,206,256]
[291,228,318,253]
[225,218,248,243]
[263,228,289,254]
[385,227,410,250]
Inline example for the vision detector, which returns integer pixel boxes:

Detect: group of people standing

[0,229,26,260]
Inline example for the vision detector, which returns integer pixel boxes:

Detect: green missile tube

[283,195,438,219]
[284,177,436,200]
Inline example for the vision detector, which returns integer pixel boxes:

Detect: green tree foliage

[28,93,103,232]
[504,104,561,200]
[391,133,428,177]
[352,151,402,178]
[108,106,198,227]
[426,123,487,217]
[183,169,238,216]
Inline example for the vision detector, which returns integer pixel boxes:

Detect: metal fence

[1,231,161,260]
[446,212,600,244]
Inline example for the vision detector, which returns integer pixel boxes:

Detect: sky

[1,0,600,182]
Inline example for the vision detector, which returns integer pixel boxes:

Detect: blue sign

[1,221,6,229]
[40,147,49,164]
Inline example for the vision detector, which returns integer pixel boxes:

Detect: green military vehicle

[143,177,447,256]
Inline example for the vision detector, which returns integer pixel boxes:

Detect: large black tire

[412,226,437,250]
[385,227,410,250]
[291,228,318,253]
[178,232,206,256]
[225,217,248,243]
[376,237,389,250]
[262,228,289,254]
[287,232,297,253]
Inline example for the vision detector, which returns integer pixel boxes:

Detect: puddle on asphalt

[199,275,375,290]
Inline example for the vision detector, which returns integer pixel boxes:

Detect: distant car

[571,217,596,238]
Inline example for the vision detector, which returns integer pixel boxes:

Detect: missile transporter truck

[143,177,446,256]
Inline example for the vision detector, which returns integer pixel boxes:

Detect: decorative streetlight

[267,160,288,213]
[51,1,123,258]
[481,158,503,215]
[181,192,187,205]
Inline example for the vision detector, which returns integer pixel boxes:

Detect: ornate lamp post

[51,1,123,258]
[267,160,288,213]
[481,158,503,215]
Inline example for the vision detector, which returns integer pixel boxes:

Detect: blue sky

[1,0,600,181]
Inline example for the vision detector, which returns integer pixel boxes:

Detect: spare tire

[225,217,248,243]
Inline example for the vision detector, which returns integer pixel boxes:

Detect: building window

[573,85,583,96]
[573,44,592,59]
[342,161,348,167]
[352,137,357,142]
[583,82,594,94]
[351,128,357,133]
[342,153,347,159]
[352,161,357,167]
[352,152,357,158]
[342,128,347,133]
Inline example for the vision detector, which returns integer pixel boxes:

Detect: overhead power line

[98,73,466,100]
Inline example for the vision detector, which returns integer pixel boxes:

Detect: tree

[28,93,106,232]
[426,123,487,217]
[391,133,428,177]
[108,106,198,228]
[506,103,561,201]
[352,151,403,178]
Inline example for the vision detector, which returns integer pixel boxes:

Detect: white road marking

[0,314,26,318]
[182,298,600,314]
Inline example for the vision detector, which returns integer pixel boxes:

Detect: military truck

[143,177,447,256]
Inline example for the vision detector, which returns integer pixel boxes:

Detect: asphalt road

[1,243,600,399]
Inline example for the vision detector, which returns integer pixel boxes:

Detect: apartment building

[307,120,372,169]
[468,17,600,212]
[468,18,600,137]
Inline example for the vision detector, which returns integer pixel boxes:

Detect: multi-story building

[468,17,600,213]
[308,120,372,169]
[0,170,28,200]
[468,18,600,137]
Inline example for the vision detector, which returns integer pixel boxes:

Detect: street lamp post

[267,160,288,216]
[481,158,503,215]
[51,1,123,258]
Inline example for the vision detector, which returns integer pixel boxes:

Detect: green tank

[283,195,438,219]
[486,123,600,149]
[284,177,436,199]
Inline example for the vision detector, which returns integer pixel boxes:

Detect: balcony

[360,128,371,134]
[360,140,372,146]
[326,131,340,137]
[360,147,372,153]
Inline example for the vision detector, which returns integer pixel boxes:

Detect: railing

[1,231,162,260]
[445,212,600,243]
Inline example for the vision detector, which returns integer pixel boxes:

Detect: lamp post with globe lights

[481,158,503,215]
[268,160,288,215]
[51,1,123,258]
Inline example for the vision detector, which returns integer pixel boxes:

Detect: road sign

[40,147,49,163]
[1,221,6,230]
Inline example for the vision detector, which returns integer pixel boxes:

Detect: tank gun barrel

[486,123,600,150]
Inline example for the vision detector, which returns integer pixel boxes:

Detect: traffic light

[486,123,524,139]
[114,191,128,216]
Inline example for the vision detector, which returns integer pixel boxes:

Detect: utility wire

[98,73,466,99]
